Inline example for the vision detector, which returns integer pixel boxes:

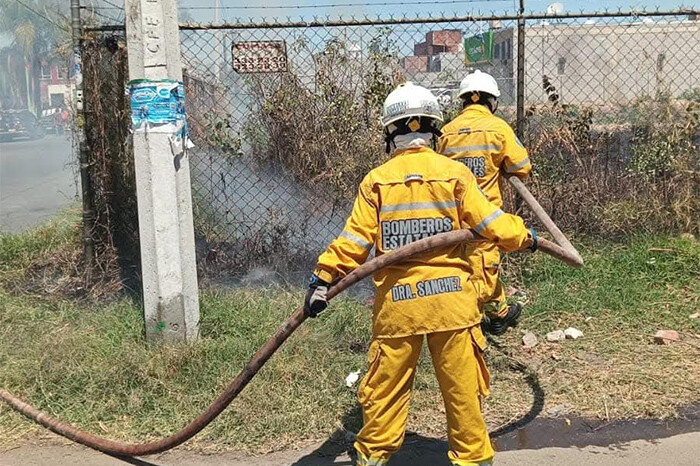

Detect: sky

[172,0,698,23]
[81,0,699,25]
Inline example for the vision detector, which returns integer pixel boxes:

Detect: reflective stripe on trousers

[355,452,388,466]
[452,460,494,466]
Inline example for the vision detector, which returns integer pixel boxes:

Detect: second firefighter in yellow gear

[437,70,532,327]
[303,82,537,466]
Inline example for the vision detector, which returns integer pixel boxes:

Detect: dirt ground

[1,432,700,466]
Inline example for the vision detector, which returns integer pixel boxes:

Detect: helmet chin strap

[387,132,438,154]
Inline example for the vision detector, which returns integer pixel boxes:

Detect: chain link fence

[181,16,525,276]
[519,12,700,235]
[84,9,700,280]
[82,30,141,288]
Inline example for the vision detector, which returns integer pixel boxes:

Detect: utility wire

[81,0,124,23]
[98,0,125,11]
[14,0,70,31]
[92,0,509,10]
[89,8,124,24]
[94,0,125,22]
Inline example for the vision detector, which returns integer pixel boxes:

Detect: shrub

[522,78,700,236]
[243,30,403,203]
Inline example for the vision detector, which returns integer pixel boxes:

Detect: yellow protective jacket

[314,146,531,338]
[437,105,531,207]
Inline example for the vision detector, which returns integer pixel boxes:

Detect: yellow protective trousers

[354,326,494,466]
[470,243,508,319]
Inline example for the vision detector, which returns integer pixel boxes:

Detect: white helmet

[458,70,501,99]
[381,82,443,128]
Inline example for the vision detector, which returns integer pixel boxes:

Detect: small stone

[679,233,696,242]
[551,352,561,361]
[522,332,538,348]
[654,330,680,345]
[690,312,700,320]
[564,327,584,340]
[546,330,566,342]
[546,404,572,417]
[506,286,520,297]
[584,352,604,364]
[345,371,361,388]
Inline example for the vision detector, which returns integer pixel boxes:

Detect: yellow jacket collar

[392,146,428,158]
[461,104,492,117]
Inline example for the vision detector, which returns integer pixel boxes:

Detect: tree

[0,0,69,113]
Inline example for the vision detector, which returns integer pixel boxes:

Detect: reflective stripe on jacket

[437,105,531,208]
[314,146,530,338]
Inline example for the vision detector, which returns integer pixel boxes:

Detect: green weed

[1,222,699,452]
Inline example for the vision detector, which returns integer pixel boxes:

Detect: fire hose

[507,175,584,264]
[0,230,582,457]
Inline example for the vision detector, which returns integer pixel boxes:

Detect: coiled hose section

[0,230,582,457]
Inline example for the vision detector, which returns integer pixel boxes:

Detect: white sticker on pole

[232,41,288,73]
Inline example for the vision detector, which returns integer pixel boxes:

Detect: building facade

[400,16,700,107]
[522,18,700,105]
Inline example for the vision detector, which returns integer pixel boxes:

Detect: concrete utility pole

[125,0,200,342]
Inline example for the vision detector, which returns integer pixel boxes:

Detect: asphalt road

[1,432,700,466]
[0,135,77,233]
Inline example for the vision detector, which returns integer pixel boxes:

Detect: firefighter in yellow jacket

[304,82,538,466]
[437,70,532,335]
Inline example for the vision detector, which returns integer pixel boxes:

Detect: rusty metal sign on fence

[232,41,287,73]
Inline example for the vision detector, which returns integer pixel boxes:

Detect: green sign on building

[464,31,494,64]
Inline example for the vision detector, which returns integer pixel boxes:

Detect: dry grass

[521,90,700,237]
[243,33,400,204]
[1,220,699,453]
[0,208,122,300]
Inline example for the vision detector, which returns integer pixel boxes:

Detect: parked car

[40,108,60,134]
[0,109,45,141]
[40,107,70,134]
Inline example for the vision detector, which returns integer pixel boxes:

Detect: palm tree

[0,0,69,114]
[0,46,28,109]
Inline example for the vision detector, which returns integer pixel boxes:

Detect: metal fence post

[71,0,94,274]
[79,141,95,274]
[514,0,526,213]
[516,0,526,140]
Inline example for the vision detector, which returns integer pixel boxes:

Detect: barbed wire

[84,7,698,32]
[15,0,70,31]
[177,8,697,30]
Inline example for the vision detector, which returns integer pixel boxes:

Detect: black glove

[528,228,538,252]
[304,274,329,318]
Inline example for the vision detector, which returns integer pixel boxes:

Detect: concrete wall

[524,20,700,105]
[401,19,700,107]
